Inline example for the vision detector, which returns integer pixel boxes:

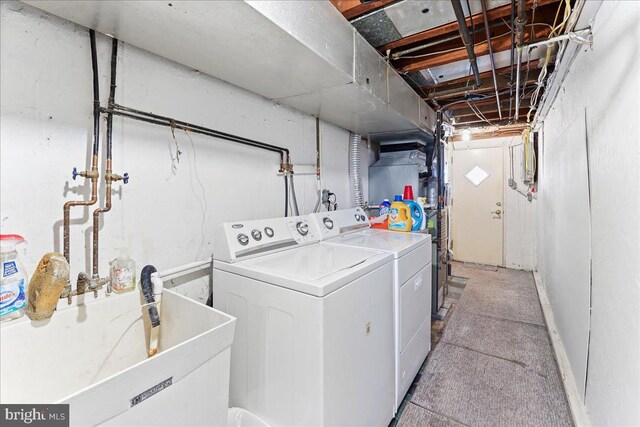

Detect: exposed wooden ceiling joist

[425,78,541,104]
[425,63,543,90]
[330,0,398,20]
[377,0,559,53]
[397,26,551,73]
[456,109,535,125]
[450,128,525,141]
[454,102,532,119]
[446,91,534,111]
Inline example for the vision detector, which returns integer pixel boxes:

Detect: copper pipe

[92,160,113,277]
[63,29,101,263]
[63,156,99,262]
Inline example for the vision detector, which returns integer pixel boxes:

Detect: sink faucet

[61,272,109,304]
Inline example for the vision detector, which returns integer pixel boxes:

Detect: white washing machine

[212,215,396,427]
[309,208,432,411]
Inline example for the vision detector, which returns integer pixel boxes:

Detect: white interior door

[451,146,504,266]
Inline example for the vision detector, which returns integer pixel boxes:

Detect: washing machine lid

[213,244,392,297]
[326,229,431,258]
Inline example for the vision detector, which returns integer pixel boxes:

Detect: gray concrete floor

[392,262,573,427]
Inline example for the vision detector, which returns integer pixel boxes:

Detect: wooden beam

[425,74,540,101]
[456,111,530,125]
[378,0,558,53]
[424,63,543,91]
[446,91,534,111]
[454,104,531,118]
[398,26,550,73]
[450,128,525,140]
[330,0,398,20]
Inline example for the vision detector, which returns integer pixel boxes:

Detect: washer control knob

[323,217,334,230]
[264,227,274,238]
[251,229,262,241]
[355,214,361,222]
[237,233,249,246]
[296,221,309,236]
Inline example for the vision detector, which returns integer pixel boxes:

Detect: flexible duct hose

[349,133,364,208]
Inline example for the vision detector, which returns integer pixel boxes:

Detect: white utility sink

[0,289,236,426]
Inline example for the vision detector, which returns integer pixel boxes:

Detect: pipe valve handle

[72,167,78,180]
[123,173,129,184]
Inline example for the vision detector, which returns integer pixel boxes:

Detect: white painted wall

[536,1,640,425]
[450,136,537,270]
[0,2,370,303]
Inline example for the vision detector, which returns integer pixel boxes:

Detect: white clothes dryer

[309,208,432,411]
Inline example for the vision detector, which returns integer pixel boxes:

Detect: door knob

[491,209,502,215]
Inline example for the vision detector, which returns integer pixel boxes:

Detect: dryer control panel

[308,208,370,240]
[214,215,318,262]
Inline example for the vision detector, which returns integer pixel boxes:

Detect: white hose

[349,133,364,208]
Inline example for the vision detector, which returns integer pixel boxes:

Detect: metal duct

[23,0,437,135]
[349,133,364,208]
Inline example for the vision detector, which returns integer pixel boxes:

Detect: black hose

[89,29,100,156]
[141,265,160,328]
[106,38,118,159]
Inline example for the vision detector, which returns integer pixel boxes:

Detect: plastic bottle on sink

[0,234,29,323]
[109,249,136,294]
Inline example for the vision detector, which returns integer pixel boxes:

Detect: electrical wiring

[550,0,572,37]
[466,100,494,125]
[523,0,573,122]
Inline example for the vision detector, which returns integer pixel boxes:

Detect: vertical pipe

[513,0,527,120]
[508,0,515,118]
[515,48,523,120]
[92,37,118,277]
[481,0,502,120]
[313,117,322,213]
[450,0,482,87]
[63,29,100,263]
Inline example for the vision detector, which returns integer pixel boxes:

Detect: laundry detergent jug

[405,200,425,232]
[388,195,412,232]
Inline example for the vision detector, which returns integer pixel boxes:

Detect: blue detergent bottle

[404,199,424,232]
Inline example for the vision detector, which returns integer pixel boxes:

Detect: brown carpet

[395,263,573,427]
